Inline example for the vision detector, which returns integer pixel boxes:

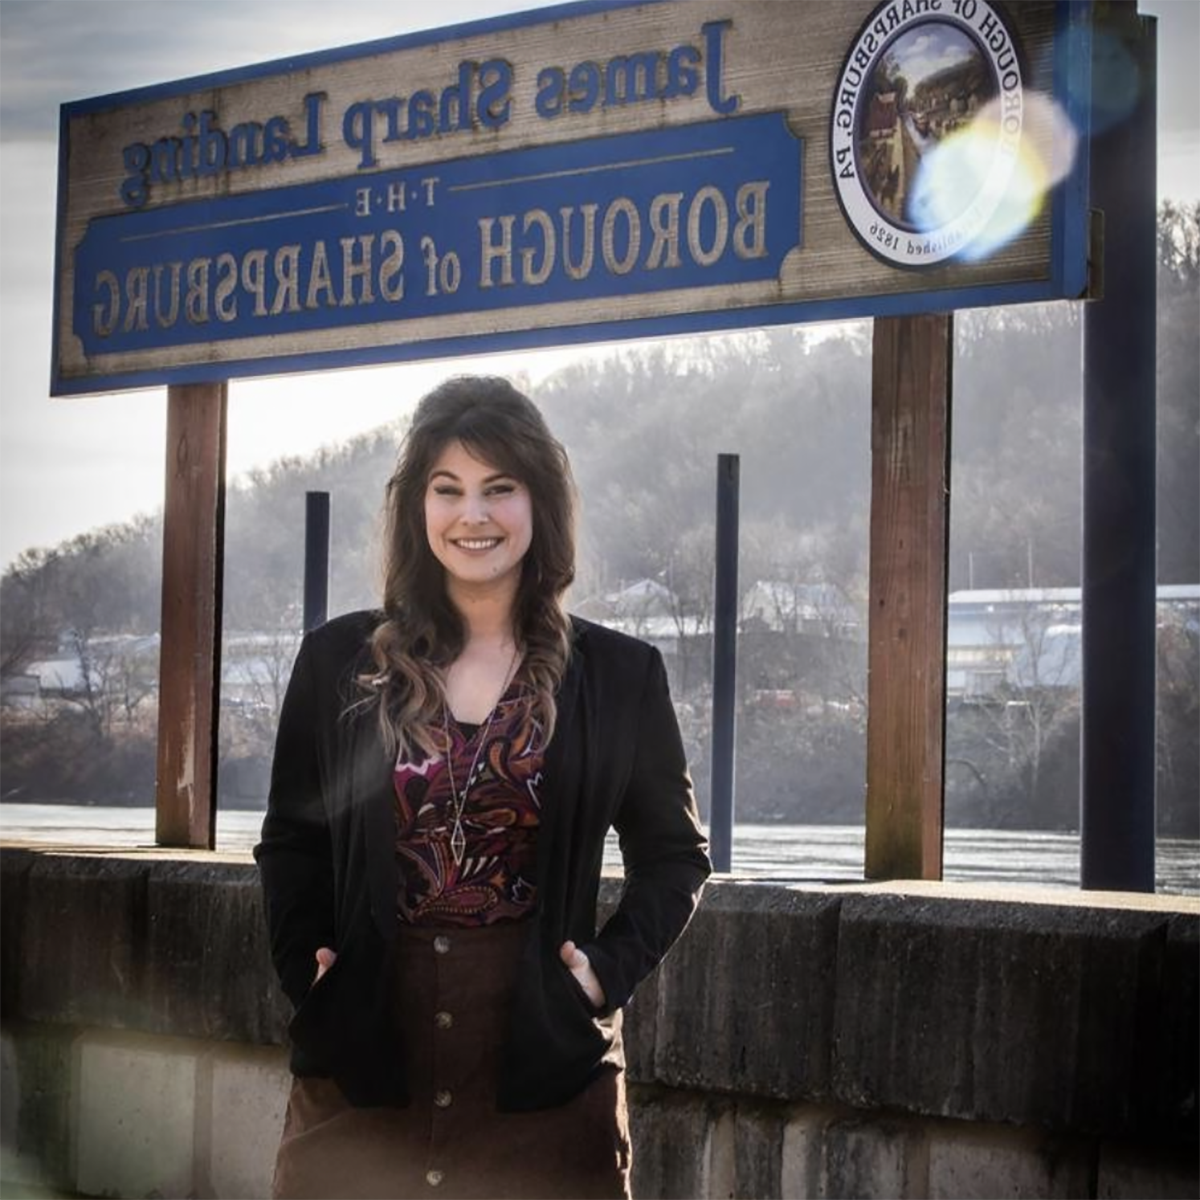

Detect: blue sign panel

[54,0,1087,395]
[74,114,800,358]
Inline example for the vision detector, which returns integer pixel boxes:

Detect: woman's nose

[462,494,489,523]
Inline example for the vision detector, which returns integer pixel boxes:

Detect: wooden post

[865,314,952,880]
[155,383,227,849]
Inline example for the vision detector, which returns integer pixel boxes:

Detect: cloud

[0,0,547,140]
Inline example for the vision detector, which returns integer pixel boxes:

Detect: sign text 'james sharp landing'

[53,0,1089,395]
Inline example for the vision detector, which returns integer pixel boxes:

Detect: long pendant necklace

[441,646,519,867]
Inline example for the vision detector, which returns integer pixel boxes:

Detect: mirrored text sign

[53,0,1087,394]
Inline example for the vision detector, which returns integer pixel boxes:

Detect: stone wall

[1,846,1196,1199]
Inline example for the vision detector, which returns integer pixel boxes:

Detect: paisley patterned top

[393,684,544,926]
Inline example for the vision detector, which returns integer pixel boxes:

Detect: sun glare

[909,91,1080,262]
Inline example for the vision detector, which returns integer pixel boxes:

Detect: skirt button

[426,1169,444,1186]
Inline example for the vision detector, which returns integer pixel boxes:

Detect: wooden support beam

[865,314,952,881]
[155,383,227,849]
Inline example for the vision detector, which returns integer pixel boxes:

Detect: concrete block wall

[1,1022,289,1198]
[1,847,1197,1199]
[625,1087,1199,1200]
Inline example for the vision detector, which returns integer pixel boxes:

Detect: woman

[255,375,710,1199]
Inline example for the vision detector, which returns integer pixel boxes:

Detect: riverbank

[2,803,1197,895]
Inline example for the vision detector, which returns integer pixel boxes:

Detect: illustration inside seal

[856,22,999,232]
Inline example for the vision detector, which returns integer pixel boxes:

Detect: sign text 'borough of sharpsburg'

[54,0,1088,394]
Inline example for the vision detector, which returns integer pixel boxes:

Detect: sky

[1,0,1197,571]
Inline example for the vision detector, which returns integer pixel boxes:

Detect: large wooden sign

[53,0,1090,395]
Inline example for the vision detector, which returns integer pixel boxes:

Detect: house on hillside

[740,581,860,637]
[573,578,705,666]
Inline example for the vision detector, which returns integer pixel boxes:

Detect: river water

[2,803,1196,896]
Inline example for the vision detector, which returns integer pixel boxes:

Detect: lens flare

[908,91,1080,262]
[1081,28,1142,136]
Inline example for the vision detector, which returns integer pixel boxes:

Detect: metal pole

[304,491,330,634]
[1080,7,1157,891]
[710,454,739,873]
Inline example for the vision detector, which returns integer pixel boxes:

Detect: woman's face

[424,439,533,599]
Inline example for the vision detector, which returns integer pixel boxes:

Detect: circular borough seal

[830,0,1024,268]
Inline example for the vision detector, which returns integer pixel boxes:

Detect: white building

[946,585,1198,701]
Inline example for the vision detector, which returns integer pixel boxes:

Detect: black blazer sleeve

[253,632,336,1008]
[584,646,710,1011]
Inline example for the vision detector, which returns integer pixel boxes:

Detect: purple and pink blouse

[393,683,544,927]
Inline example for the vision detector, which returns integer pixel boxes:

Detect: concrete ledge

[831,892,1195,1141]
[0,851,34,1019]
[144,859,288,1045]
[21,855,148,1030]
[1158,915,1200,1143]
[3,848,1197,1159]
[646,882,841,1099]
[2,849,286,1047]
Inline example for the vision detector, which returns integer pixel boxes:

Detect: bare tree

[0,548,62,678]
[1156,602,1200,834]
[221,625,303,746]
[58,628,118,739]
[976,596,1080,813]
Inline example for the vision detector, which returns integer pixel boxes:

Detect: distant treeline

[2,203,1196,833]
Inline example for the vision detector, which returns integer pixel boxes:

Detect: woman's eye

[432,485,461,497]
[486,483,516,496]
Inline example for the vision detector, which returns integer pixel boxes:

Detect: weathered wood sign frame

[54,0,1089,394]
[53,0,1094,875]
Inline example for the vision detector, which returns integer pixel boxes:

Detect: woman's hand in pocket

[313,946,338,986]
[560,940,605,1010]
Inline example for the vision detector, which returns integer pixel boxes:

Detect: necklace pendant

[450,819,467,866]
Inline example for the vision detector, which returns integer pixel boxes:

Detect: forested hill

[2,205,1196,830]
[2,205,1196,654]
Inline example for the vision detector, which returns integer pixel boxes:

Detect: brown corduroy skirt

[272,920,631,1200]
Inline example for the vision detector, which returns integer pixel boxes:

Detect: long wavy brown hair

[360,375,576,759]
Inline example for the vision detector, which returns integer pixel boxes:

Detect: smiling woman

[253,374,710,1199]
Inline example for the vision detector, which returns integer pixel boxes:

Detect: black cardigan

[254,610,711,1110]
